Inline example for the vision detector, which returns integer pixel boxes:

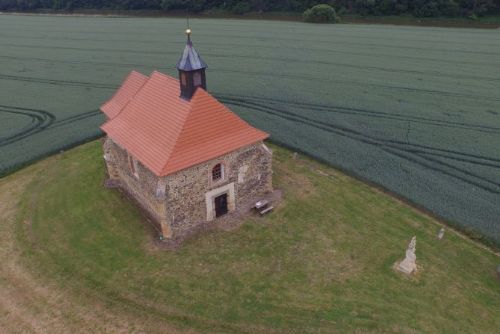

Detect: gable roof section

[101,71,269,177]
[100,71,148,119]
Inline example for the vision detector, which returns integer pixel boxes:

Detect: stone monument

[397,236,417,275]
[437,227,445,240]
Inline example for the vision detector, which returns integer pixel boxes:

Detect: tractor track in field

[2,54,500,84]
[0,106,55,146]
[0,74,117,90]
[3,41,500,69]
[1,33,499,57]
[218,94,500,195]
[1,71,500,105]
[48,109,101,130]
[3,24,500,49]
[1,82,498,194]
[1,68,498,183]
[222,94,500,135]
[0,105,101,147]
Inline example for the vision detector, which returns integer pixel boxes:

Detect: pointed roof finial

[186,7,191,43]
[177,28,207,71]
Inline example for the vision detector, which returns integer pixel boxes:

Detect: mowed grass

[7,141,499,333]
[0,14,499,244]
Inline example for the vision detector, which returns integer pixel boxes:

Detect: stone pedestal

[396,236,417,275]
[397,251,417,274]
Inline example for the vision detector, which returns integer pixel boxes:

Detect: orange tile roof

[100,71,148,119]
[101,71,269,176]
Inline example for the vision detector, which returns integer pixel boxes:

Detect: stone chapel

[100,30,273,240]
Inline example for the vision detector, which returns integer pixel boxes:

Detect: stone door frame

[205,182,235,221]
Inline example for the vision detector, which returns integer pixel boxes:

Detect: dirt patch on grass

[274,157,316,200]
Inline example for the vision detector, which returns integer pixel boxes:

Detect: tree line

[1,0,499,17]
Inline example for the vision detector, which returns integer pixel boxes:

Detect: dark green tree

[303,3,340,22]
[0,0,498,16]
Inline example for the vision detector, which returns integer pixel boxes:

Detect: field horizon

[0,14,499,246]
[2,10,500,29]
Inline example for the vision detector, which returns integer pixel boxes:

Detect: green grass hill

[0,141,498,333]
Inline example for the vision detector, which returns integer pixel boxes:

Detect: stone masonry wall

[103,138,168,232]
[103,138,273,240]
[165,142,273,237]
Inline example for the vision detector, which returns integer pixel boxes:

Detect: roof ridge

[112,71,150,120]
[150,71,183,88]
[197,88,255,129]
[100,70,149,119]
[160,89,205,175]
[151,70,165,76]
[100,70,140,110]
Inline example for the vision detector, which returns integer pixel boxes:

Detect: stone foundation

[157,189,282,250]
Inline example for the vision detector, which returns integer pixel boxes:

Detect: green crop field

[0,14,499,245]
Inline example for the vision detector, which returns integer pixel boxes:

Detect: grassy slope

[5,141,500,333]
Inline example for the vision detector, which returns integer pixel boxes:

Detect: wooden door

[214,193,228,218]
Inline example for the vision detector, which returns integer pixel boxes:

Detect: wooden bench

[259,206,274,215]
[254,200,269,210]
[254,200,273,215]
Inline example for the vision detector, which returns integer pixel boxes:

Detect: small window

[212,163,223,181]
[180,72,187,86]
[193,72,202,87]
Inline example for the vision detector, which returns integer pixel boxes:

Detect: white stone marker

[437,227,445,240]
[397,236,417,275]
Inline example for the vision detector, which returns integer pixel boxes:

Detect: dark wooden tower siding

[177,30,207,100]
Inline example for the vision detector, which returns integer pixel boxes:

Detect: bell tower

[177,29,208,100]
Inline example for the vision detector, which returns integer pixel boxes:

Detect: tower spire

[176,27,208,100]
[186,8,191,43]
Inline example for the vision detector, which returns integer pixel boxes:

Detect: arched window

[212,163,223,181]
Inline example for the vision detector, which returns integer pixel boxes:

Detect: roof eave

[159,136,269,177]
